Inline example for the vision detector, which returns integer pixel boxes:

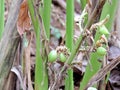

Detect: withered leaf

[17,0,31,36]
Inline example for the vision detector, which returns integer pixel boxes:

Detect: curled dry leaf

[17,0,31,36]
[11,66,26,90]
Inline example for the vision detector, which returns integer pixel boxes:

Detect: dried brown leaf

[17,0,31,36]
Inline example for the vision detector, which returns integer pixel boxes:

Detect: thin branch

[90,14,109,31]
[85,55,120,89]
[85,0,107,30]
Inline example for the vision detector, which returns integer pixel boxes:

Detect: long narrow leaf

[65,69,74,90]
[28,0,45,90]
[65,0,74,90]
[42,0,52,39]
[0,0,4,38]
[66,0,74,51]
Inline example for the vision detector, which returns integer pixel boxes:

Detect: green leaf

[0,0,4,38]
[65,0,74,90]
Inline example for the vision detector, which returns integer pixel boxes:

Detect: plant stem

[65,69,74,90]
[65,0,74,90]
[28,0,48,90]
[0,0,4,39]
[42,0,52,39]
[66,0,74,51]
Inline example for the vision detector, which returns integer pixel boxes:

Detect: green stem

[68,35,85,64]
[65,0,74,90]
[0,0,4,39]
[66,0,74,51]
[42,0,52,39]
[28,0,47,90]
[65,69,74,90]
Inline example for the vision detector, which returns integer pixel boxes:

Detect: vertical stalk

[28,0,46,90]
[66,0,74,51]
[42,0,52,39]
[65,0,74,90]
[65,69,74,90]
[39,0,52,89]
[0,0,4,38]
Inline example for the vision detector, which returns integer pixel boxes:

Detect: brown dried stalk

[85,0,107,30]
[85,56,120,89]
[0,0,22,89]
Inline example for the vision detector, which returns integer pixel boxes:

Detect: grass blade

[0,0,4,38]
[28,0,47,90]
[65,69,74,90]
[42,0,52,39]
[65,0,74,90]
[66,0,74,51]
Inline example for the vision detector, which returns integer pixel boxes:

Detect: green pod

[99,25,109,35]
[60,53,66,62]
[97,46,107,56]
[48,50,57,62]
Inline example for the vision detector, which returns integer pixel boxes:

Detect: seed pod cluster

[95,25,109,56]
[48,45,70,63]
